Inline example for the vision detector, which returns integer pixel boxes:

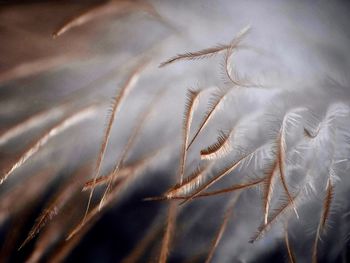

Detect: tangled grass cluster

[0,1,350,262]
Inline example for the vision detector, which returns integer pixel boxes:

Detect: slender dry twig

[192,177,264,200]
[85,60,148,222]
[277,131,294,204]
[99,89,165,209]
[155,177,264,201]
[0,105,98,185]
[0,168,58,225]
[49,139,162,261]
[312,179,334,263]
[250,193,298,243]
[205,193,241,263]
[284,223,296,263]
[82,148,163,191]
[68,154,153,241]
[277,109,306,219]
[19,163,92,250]
[224,25,251,86]
[262,161,278,225]
[178,89,201,184]
[165,163,211,199]
[157,89,202,263]
[182,143,270,205]
[187,87,230,151]
[200,130,231,160]
[159,44,230,68]
[159,202,177,263]
[159,26,250,68]
[50,143,166,262]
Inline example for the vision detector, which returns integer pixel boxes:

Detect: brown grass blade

[192,177,264,200]
[85,60,148,222]
[159,26,250,68]
[66,160,161,249]
[0,105,97,185]
[165,163,211,199]
[262,161,278,225]
[277,143,298,219]
[156,88,202,262]
[200,130,231,160]
[159,201,178,263]
[64,143,167,256]
[312,179,334,263]
[82,165,139,191]
[164,177,263,201]
[178,89,201,184]
[320,180,334,231]
[205,194,241,263]
[250,193,298,243]
[284,224,296,263]
[187,87,230,151]
[46,191,109,263]
[278,114,300,219]
[159,44,229,68]
[224,25,251,86]
[82,145,169,191]
[182,143,269,205]
[19,209,58,251]
[69,147,168,244]
[0,165,61,226]
[99,89,165,209]
[68,165,140,241]
[19,163,92,250]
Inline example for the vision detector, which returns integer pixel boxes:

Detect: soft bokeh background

[0,0,350,262]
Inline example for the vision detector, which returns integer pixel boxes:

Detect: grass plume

[187,87,230,151]
[183,143,270,205]
[312,179,334,263]
[84,60,148,222]
[284,224,296,263]
[99,88,165,209]
[205,193,240,263]
[159,26,250,68]
[0,105,98,185]
[224,25,251,86]
[178,89,202,184]
[250,193,299,243]
[200,130,231,160]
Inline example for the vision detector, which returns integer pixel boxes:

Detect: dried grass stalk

[0,105,97,185]
[205,193,241,263]
[85,60,148,221]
